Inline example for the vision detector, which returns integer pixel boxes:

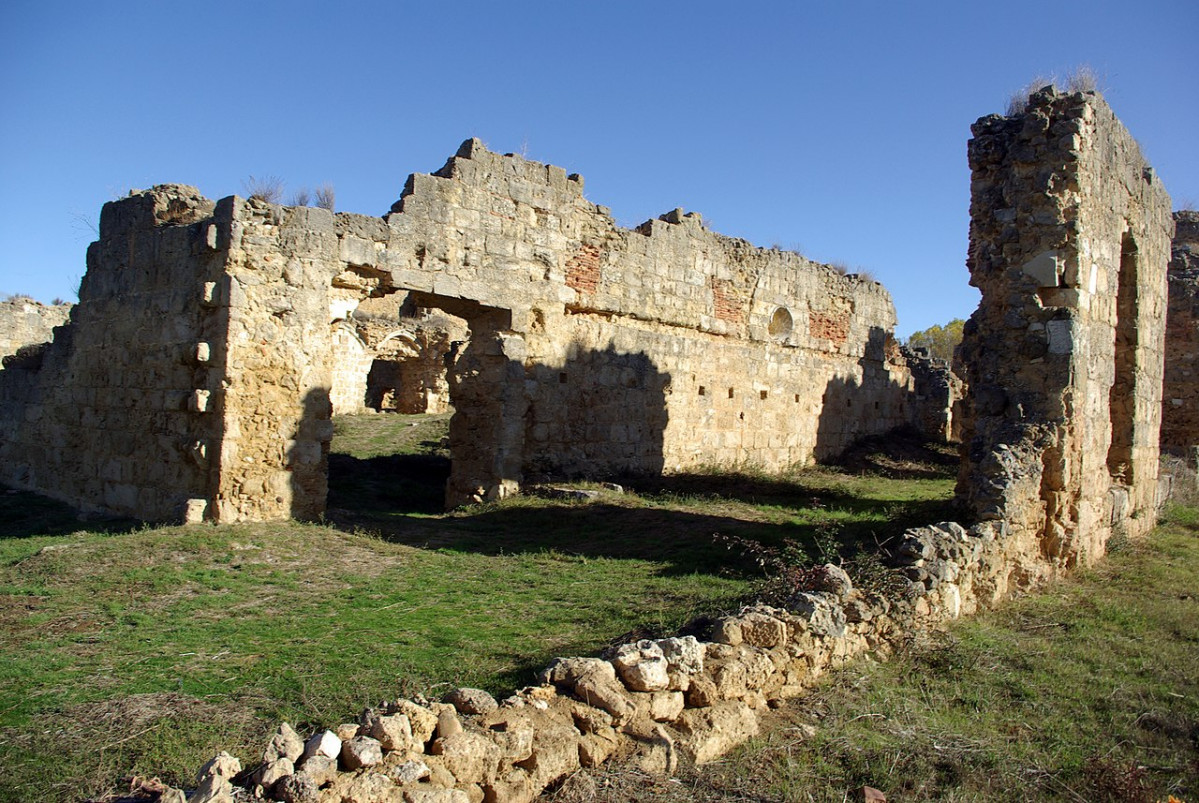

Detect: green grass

[0,415,955,802]
[560,505,1199,803]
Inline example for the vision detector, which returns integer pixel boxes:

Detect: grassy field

[552,507,1199,803]
[0,414,956,802]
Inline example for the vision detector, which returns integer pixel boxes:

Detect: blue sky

[1,1,1195,338]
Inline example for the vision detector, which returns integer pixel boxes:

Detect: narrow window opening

[698,385,706,397]
[1107,232,1139,484]
[559,372,568,384]
[728,388,735,399]
[760,390,768,401]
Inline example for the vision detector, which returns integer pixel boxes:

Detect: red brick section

[710,277,744,323]
[566,244,602,293]
[809,311,850,345]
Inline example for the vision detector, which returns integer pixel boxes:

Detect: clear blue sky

[1,0,1195,338]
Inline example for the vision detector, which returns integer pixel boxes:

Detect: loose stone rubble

[159,516,1117,803]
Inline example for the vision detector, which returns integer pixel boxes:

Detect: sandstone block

[394,700,439,747]
[677,701,760,764]
[444,687,499,715]
[195,751,241,783]
[252,756,293,792]
[435,706,464,739]
[516,724,580,789]
[430,731,503,786]
[186,774,233,803]
[611,640,670,691]
[367,712,414,751]
[342,735,385,770]
[301,729,342,763]
[276,772,319,803]
[296,754,338,787]
[389,759,431,785]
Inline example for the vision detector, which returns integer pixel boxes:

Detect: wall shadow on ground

[326,459,957,581]
[0,485,140,539]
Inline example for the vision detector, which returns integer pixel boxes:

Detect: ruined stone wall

[901,346,965,442]
[384,140,914,503]
[0,187,225,521]
[1,143,924,522]
[0,298,72,369]
[1161,211,1199,457]
[958,88,1173,576]
[329,323,374,416]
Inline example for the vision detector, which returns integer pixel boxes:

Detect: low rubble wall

[155,513,1091,803]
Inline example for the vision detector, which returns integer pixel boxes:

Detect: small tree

[289,187,311,207]
[906,318,966,363]
[314,183,335,212]
[243,175,284,204]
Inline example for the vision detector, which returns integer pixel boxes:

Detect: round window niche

[768,307,793,339]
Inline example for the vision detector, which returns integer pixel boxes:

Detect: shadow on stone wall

[288,387,335,521]
[523,343,670,482]
[813,327,913,461]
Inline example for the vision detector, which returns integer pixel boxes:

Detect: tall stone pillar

[957,87,1172,572]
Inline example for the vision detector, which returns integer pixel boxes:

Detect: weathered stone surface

[403,787,470,803]
[342,735,385,770]
[444,687,499,716]
[196,751,241,783]
[684,674,719,708]
[367,712,414,751]
[296,754,337,787]
[611,640,670,692]
[483,768,537,803]
[430,731,503,786]
[958,88,1171,569]
[301,730,342,763]
[394,700,439,747]
[541,657,636,723]
[0,298,71,371]
[324,770,401,803]
[435,706,464,739]
[253,756,293,791]
[276,772,320,803]
[186,774,233,803]
[1162,211,1199,456]
[265,722,305,763]
[676,701,760,764]
[388,759,430,785]
[0,142,931,524]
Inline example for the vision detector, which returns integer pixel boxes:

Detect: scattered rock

[444,687,499,716]
[341,735,384,770]
[388,759,430,785]
[300,730,342,763]
[264,722,304,763]
[275,772,319,803]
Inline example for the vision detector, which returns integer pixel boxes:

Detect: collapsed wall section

[0,186,226,521]
[957,88,1172,575]
[1161,211,1199,457]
